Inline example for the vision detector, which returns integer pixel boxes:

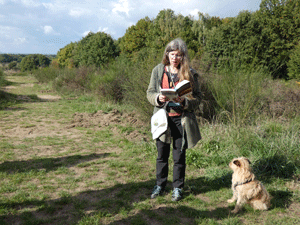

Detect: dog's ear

[233,160,241,167]
[246,158,251,164]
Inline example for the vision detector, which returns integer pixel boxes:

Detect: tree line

[2,0,299,80]
[54,0,299,80]
[0,54,55,71]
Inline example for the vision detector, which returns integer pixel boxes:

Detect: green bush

[121,48,162,120]
[287,42,300,80]
[75,32,119,68]
[52,67,94,95]
[20,54,50,72]
[207,61,269,125]
[33,67,60,83]
[0,68,5,87]
[8,61,17,70]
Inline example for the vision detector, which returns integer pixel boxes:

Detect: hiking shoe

[172,188,183,201]
[151,185,164,199]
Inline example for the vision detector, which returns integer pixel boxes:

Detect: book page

[175,80,191,97]
[160,89,178,100]
[175,80,190,90]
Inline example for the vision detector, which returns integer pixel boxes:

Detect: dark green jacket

[147,63,202,149]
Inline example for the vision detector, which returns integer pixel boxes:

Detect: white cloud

[189,9,200,18]
[112,0,132,16]
[43,25,59,35]
[82,30,91,37]
[43,25,54,34]
[98,27,108,33]
[82,27,115,38]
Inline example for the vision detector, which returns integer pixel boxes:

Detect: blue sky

[0,0,262,55]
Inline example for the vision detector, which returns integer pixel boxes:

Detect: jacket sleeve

[147,65,165,107]
[184,70,202,112]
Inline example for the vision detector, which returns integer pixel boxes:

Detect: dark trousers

[156,116,186,189]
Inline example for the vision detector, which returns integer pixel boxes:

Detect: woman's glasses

[169,53,182,60]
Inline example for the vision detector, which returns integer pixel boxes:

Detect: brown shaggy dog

[227,157,271,213]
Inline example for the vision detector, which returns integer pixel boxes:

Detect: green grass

[0,73,299,224]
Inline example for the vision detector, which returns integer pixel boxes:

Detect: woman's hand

[158,94,169,103]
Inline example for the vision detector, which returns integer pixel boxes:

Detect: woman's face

[168,50,182,68]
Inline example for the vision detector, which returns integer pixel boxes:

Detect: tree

[119,17,152,56]
[8,61,17,70]
[56,42,77,68]
[192,12,222,52]
[75,32,118,67]
[258,0,300,78]
[20,54,50,72]
[287,42,300,80]
[148,9,198,52]
[203,10,263,68]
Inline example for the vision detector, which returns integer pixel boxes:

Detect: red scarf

[161,67,182,117]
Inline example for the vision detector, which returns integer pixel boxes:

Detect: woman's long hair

[162,38,194,84]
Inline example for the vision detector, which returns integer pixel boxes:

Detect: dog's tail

[249,183,271,210]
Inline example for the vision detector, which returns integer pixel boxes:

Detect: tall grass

[32,50,162,121]
[32,53,300,126]
[187,119,300,180]
[205,63,269,125]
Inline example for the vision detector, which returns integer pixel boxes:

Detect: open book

[160,80,192,100]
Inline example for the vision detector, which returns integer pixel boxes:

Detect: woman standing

[147,38,202,201]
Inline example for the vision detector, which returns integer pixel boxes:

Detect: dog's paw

[227,199,235,203]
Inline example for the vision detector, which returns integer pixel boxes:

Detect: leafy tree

[203,10,263,69]
[146,9,198,53]
[119,17,152,57]
[8,61,17,70]
[192,12,222,52]
[287,42,300,80]
[56,42,77,68]
[0,54,26,63]
[0,55,5,63]
[75,32,118,67]
[20,54,50,72]
[258,0,300,78]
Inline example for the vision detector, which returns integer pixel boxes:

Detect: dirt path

[0,74,148,146]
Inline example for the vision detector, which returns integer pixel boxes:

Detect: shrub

[121,48,161,121]
[8,61,17,70]
[20,54,50,72]
[90,59,128,103]
[32,67,60,83]
[0,68,5,87]
[206,61,269,125]
[75,32,119,68]
[53,67,94,94]
[287,42,300,80]
[259,79,300,119]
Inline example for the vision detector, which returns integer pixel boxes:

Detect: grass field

[0,73,299,224]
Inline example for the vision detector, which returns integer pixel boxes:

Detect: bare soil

[0,76,148,146]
